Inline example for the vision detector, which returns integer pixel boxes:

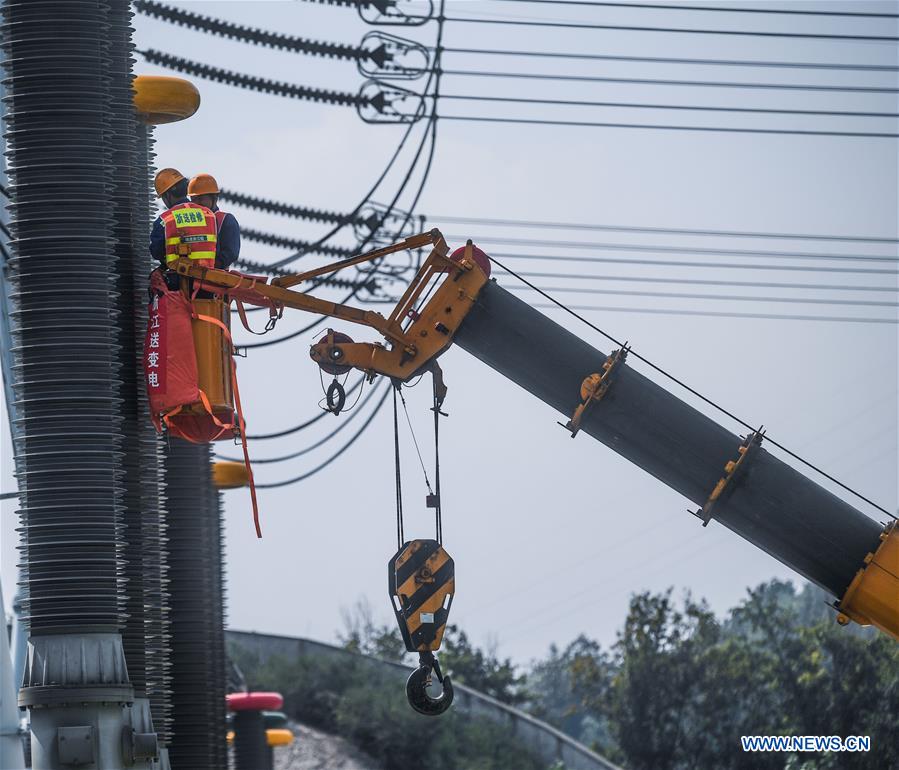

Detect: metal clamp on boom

[560,345,630,438]
[692,428,765,527]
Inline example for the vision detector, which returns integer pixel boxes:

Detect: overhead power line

[444,234,899,264]
[431,214,899,244]
[442,114,899,139]
[489,251,899,276]
[134,0,371,62]
[441,93,899,120]
[486,0,899,18]
[445,14,899,42]
[256,385,391,489]
[442,46,899,72]
[503,270,898,294]
[536,302,896,324]
[509,284,899,308]
[241,228,356,258]
[442,68,899,94]
[137,49,369,107]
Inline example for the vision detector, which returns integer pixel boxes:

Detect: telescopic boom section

[453,281,898,641]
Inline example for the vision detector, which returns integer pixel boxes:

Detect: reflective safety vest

[161,202,217,267]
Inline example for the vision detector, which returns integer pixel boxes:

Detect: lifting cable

[490,256,896,520]
[393,385,405,548]
[136,49,369,108]
[134,0,369,62]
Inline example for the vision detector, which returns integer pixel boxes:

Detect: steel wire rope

[441,68,899,94]
[135,0,369,61]
[444,15,899,42]
[255,385,392,489]
[534,302,897,323]
[487,0,899,18]
[218,379,385,463]
[440,93,899,120]
[489,256,896,518]
[499,270,898,294]
[244,376,365,439]
[487,251,899,275]
[440,46,899,72]
[506,284,899,309]
[430,214,899,244]
[442,114,899,139]
[445,235,899,263]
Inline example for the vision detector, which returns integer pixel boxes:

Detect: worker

[150,167,218,270]
[188,173,241,270]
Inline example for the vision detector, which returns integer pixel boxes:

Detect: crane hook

[406,651,454,716]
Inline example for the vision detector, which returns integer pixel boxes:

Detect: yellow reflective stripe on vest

[165,251,216,264]
[166,234,217,246]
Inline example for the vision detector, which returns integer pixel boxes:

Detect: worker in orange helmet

[188,173,241,270]
[150,167,218,270]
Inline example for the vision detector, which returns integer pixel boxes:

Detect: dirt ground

[273,721,381,770]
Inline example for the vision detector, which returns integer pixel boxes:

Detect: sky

[2,0,897,666]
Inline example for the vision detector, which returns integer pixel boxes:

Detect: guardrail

[227,630,624,770]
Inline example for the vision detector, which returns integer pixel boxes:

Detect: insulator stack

[4,0,126,639]
[209,487,229,768]
[164,439,227,769]
[106,0,150,697]
[136,123,173,746]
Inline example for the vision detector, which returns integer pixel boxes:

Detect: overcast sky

[2,0,897,665]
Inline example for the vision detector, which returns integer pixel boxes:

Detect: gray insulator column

[163,440,227,769]
[455,281,884,598]
[136,124,173,763]
[2,0,137,766]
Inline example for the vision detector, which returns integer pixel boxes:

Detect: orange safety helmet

[154,167,186,197]
[188,173,220,197]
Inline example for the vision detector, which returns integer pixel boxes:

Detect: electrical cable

[444,14,899,42]
[488,250,899,275]
[134,0,370,61]
[441,68,899,94]
[441,46,899,72]
[244,376,365,439]
[441,93,899,120]
[255,385,391,489]
[501,270,898,294]
[507,284,899,308]
[442,113,899,138]
[429,214,899,244]
[534,302,897,324]
[137,49,369,106]
[487,0,899,18]
[490,256,895,518]
[241,228,355,258]
[217,380,384,463]
[220,189,365,227]
[444,234,899,264]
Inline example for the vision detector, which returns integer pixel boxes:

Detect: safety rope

[134,0,368,61]
[137,49,370,108]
